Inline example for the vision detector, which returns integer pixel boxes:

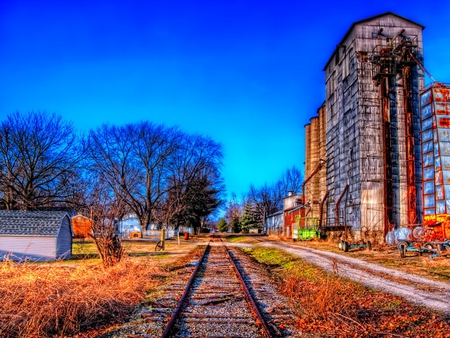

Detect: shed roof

[0,210,69,236]
[266,210,283,218]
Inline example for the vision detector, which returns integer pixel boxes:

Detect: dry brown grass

[0,257,166,337]
[242,246,450,337]
[282,273,358,321]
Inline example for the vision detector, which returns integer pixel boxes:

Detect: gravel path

[254,240,450,315]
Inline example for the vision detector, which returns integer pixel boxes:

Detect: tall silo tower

[322,12,424,242]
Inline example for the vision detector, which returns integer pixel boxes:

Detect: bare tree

[278,166,304,196]
[158,134,224,231]
[88,179,125,268]
[0,111,83,210]
[87,122,224,233]
[247,183,282,224]
[225,193,243,224]
[88,122,179,232]
[241,165,304,225]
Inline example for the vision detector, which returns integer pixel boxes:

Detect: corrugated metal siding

[305,123,311,197]
[265,213,284,235]
[0,236,56,261]
[310,116,320,208]
[56,216,72,259]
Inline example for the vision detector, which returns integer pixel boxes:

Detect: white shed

[0,210,73,261]
[117,216,141,238]
[265,210,284,236]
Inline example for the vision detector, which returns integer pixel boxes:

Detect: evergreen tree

[218,218,228,232]
[230,217,241,233]
[240,201,259,233]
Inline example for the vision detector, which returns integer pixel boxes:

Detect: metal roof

[266,210,283,218]
[323,12,425,70]
[0,210,69,236]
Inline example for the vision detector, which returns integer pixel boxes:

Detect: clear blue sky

[1,0,449,200]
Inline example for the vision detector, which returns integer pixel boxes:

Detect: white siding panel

[0,236,56,261]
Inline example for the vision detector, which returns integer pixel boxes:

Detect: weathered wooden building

[307,12,425,242]
[0,210,72,261]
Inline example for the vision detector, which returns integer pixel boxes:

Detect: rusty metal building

[307,12,425,242]
[421,83,450,222]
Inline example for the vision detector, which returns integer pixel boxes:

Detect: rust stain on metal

[436,105,450,115]
[334,185,349,227]
[403,66,417,225]
[381,76,393,236]
[434,88,450,102]
[319,190,330,228]
[439,118,450,128]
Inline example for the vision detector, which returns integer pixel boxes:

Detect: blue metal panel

[436,185,445,199]
[421,89,432,107]
[423,167,434,181]
[424,181,435,194]
[437,200,446,214]
[421,103,432,119]
[435,157,442,171]
[422,117,433,130]
[424,208,435,215]
[439,129,450,141]
[422,129,433,142]
[424,153,434,167]
[423,141,433,153]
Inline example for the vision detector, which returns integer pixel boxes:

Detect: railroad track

[109,236,298,337]
[161,238,273,338]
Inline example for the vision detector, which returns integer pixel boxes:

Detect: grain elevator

[304,12,425,242]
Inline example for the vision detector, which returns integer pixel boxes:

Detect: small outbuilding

[0,210,73,261]
[117,216,141,238]
[71,214,94,239]
[264,210,284,236]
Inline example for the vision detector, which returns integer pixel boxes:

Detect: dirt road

[218,238,450,315]
[261,240,450,315]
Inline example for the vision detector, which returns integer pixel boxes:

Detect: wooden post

[161,229,166,250]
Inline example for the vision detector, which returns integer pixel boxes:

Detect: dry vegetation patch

[0,258,162,337]
[242,246,450,337]
[0,241,197,338]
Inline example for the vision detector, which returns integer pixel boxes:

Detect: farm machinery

[293,216,320,241]
[396,219,450,259]
[338,237,372,252]
[337,225,372,252]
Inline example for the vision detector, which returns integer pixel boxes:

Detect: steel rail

[222,240,274,338]
[160,241,210,338]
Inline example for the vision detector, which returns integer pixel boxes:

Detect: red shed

[71,214,94,239]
